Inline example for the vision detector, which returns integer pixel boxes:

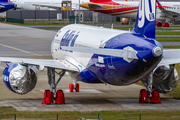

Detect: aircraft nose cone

[152,46,162,57]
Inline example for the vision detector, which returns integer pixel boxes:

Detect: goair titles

[60,30,80,47]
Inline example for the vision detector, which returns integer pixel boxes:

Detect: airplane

[1,0,180,104]
[0,0,15,13]
[9,0,89,10]
[81,0,180,26]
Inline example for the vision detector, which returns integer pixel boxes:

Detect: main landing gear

[140,72,161,104]
[42,68,66,105]
[41,68,80,105]
[69,80,79,92]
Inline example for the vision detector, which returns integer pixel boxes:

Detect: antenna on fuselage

[111,23,113,29]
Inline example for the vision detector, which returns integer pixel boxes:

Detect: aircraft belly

[79,55,161,85]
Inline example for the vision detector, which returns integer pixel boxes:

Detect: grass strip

[157,40,180,42]
[0,107,180,120]
[163,46,180,49]
[35,27,62,30]
[34,26,180,33]
[166,64,180,99]
[156,32,180,35]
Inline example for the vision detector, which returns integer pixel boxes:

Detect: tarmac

[0,23,179,111]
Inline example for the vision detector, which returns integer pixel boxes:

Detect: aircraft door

[106,37,119,69]
[80,13,83,22]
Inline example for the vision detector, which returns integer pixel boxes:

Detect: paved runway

[0,71,174,111]
[0,23,56,57]
[161,42,180,46]
[0,23,179,111]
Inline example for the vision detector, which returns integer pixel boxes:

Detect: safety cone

[75,83,79,92]
[69,83,74,92]
[139,89,148,103]
[150,90,161,104]
[42,90,53,105]
[55,90,65,104]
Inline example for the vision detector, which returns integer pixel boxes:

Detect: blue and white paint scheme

[0,0,15,13]
[1,0,180,97]
[52,0,162,86]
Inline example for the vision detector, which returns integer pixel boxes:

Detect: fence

[0,17,24,24]
[6,10,120,25]
[0,113,180,120]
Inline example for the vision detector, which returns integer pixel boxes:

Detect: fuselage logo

[60,30,80,47]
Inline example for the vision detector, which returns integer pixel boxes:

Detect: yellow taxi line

[0,43,42,56]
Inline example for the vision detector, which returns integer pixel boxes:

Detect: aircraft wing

[157,0,180,19]
[32,4,61,10]
[158,49,180,66]
[0,57,79,72]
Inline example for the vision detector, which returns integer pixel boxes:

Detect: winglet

[132,0,157,39]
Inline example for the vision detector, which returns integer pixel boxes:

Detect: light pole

[67,0,68,23]
[79,0,80,24]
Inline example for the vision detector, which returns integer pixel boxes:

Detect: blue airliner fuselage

[78,33,163,85]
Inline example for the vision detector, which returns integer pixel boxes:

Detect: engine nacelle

[142,65,179,93]
[3,63,37,94]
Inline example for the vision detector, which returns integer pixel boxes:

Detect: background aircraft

[10,0,89,10]
[1,0,180,104]
[81,0,180,26]
[0,0,15,13]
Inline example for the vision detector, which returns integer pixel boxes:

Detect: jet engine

[142,65,179,93]
[3,63,37,94]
